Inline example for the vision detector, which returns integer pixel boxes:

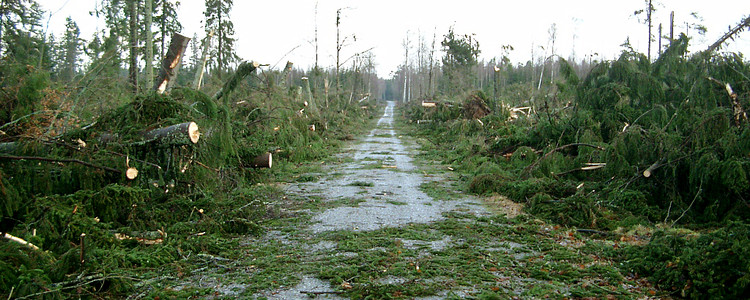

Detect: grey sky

[38,0,750,78]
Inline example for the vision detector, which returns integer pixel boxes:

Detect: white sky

[37,0,750,78]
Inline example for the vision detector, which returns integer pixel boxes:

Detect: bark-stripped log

[154,33,191,94]
[250,152,272,168]
[143,122,200,145]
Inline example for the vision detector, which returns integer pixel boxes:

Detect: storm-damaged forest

[1,0,750,299]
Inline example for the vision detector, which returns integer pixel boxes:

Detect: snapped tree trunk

[279,61,293,87]
[302,77,317,114]
[193,30,214,89]
[213,61,260,103]
[143,122,200,146]
[154,33,191,94]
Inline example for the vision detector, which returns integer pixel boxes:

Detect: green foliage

[625,223,750,299]
[440,26,481,96]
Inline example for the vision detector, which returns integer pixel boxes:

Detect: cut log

[154,33,191,94]
[213,61,261,102]
[421,101,437,108]
[3,233,40,251]
[126,167,138,180]
[143,122,200,145]
[643,159,663,178]
[250,152,272,168]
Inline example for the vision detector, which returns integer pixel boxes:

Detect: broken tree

[154,33,191,94]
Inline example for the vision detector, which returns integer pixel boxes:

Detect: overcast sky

[37,0,750,78]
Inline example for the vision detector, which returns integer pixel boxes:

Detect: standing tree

[59,17,81,82]
[440,27,480,97]
[145,0,153,88]
[154,0,181,59]
[127,0,139,90]
[633,0,657,61]
[204,0,237,80]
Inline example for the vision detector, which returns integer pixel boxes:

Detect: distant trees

[59,17,81,81]
[204,0,237,79]
[440,27,480,97]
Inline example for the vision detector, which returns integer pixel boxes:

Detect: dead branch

[0,154,122,174]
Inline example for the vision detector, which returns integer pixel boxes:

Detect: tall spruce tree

[154,0,181,59]
[440,27,480,96]
[204,0,237,79]
[60,17,81,82]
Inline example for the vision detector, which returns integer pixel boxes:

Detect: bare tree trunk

[128,0,139,91]
[145,0,154,88]
[658,23,662,55]
[670,11,674,43]
[314,1,319,69]
[193,30,214,89]
[335,9,341,98]
[647,0,652,61]
[154,33,191,94]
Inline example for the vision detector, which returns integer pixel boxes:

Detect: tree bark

[143,122,200,145]
[145,0,154,88]
[249,152,272,168]
[280,61,293,87]
[128,0,139,91]
[154,33,191,94]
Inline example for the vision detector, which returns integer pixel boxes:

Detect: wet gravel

[287,101,488,233]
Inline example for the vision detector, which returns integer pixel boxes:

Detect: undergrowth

[0,60,378,298]
[401,35,750,298]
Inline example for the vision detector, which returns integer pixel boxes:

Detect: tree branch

[0,155,122,174]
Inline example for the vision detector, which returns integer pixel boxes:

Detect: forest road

[289,100,488,233]
[253,101,490,298]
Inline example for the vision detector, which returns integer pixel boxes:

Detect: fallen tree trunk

[154,33,191,94]
[643,158,665,178]
[249,152,272,168]
[3,233,40,251]
[143,122,200,145]
[213,61,260,103]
